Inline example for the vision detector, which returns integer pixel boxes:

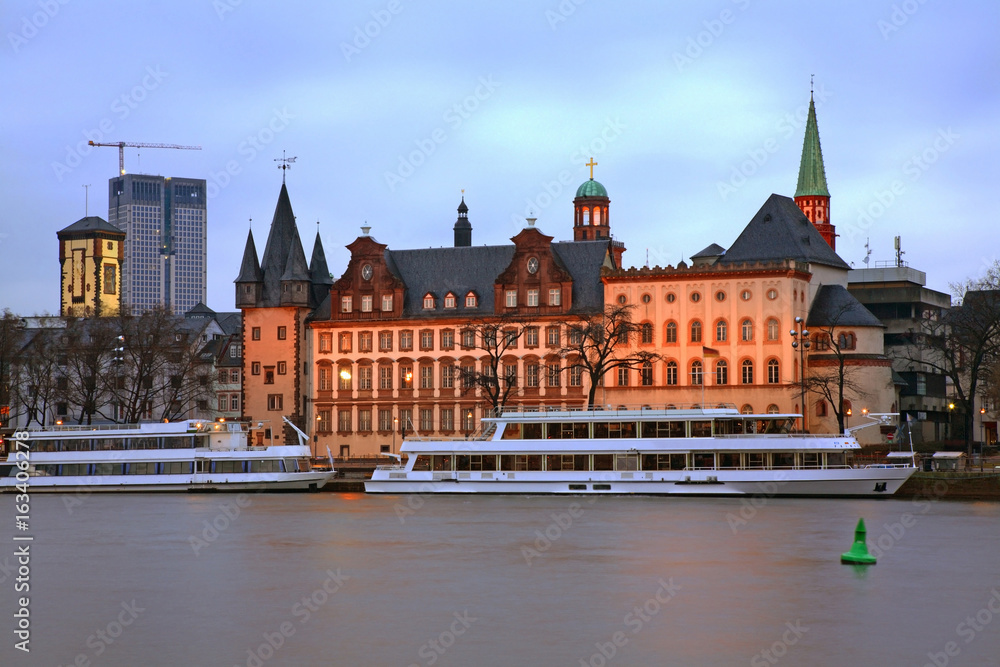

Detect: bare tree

[457,314,528,415]
[14,328,62,428]
[59,317,119,424]
[558,303,661,409]
[0,310,23,428]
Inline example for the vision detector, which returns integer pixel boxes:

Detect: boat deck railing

[491,402,742,417]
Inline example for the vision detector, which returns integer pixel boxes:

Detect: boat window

[93,463,124,475]
[471,454,497,471]
[593,422,637,438]
[249,460,281,473]
[746,453,766,469]
[690,421,712,437]
[772,452,795,468]
[827,452,846,468]
[615,454,639,471]
[412,455,432,471]
[802,453,820,468]
[641,453,687,470]
[213,461,245,474]
[126,462,157,475]
[546,422,589,439]
[546,454,589,471]
[34,440,61,452]
[163,437,194,449]
[431,455,453,471]
[501,423,522,440]
[522,423,543,439]
[298,458,312,472]
[640,421,685,438]
[282,458,299,472]
[93,438,125,451]
[692,452,715,469]
[33,465,59,476]
[593,454,614,470]
[131,437,159,450]
[500,455,542,471]
[714,420,744,435]
[717,453,740,468]
[60,464,88,476]
[163,461,194,474]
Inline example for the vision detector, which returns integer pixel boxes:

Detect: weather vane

[275,150,297,183]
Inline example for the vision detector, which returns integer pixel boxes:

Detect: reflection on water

[0,494,998,666]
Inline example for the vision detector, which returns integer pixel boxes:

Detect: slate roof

[691,243,726,259]
[795,95,831,198]
[719,194,850,270]
[258,183,303,305]
[235,229,263,283]
[378,239,610,318]
[58,216,124,236]
[806,284,884,328]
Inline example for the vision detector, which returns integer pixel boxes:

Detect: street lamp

[393,415,398,455]
[846,407,852,431]
[981,407,986,471]
[790,317,810,432]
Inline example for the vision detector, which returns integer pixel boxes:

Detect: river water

[0,491,998,667]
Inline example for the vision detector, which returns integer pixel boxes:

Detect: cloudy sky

[3,0,997,315]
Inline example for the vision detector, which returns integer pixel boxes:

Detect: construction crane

[87,141,201,175]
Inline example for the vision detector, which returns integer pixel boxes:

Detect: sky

[2,0,998,316]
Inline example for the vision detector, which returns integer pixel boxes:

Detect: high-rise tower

[794,92,835,250]
[108,174,207,314]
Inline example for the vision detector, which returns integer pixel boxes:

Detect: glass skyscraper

[108,174,207,314]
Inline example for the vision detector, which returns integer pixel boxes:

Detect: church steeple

[794,87,835,250]
[453,195,471,247]
[234,228,262,308]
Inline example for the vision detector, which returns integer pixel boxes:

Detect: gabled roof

[235,229,263,283]
[806,284,883,328]
[58,216,125,236]
[795,94,831,198]
[719,194,849,270]
[185,302,215,317]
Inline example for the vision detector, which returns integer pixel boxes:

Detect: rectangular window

[340,296,352,313]
[527,289,539,307]
[361,295,373,312]
[547,364,561,387]
[338,333,352,353]
[381,294,393,312]
[504,328,518,349]
[252,362,261,375]
[358,409,372,432]
[338,410,352,432]
[358,331,372,352]
[420,408,434,431]
[569,327,583,345]
[218,369,228,384]
[462,409,475,431]
[461,364,475,388]
[264,367,274,384]
[252,327,261,341]
[103,265,116,294]
[526,363,539,387]
[441,364,454,389]
[379,366,393,390]
[461,329,476,348]
[359,366,372,390]
[378,409,393,431]
[569,366,583,387]
[218,394,228,411]
[504,363,518,387]
[440,408,454,431]
[505,290,517,308]
[465,293,477,308]
[441,329,454,349]
[525,327,539,347]
[277,361,287,375]
[339,368,351,390]
[267,394,283,411]
[277,326,287,340]
[319,366,332,391]
[400,366,413,389]
[420,366,433,389]
[230,369,240,383]
[230,394,240,411]
[379,331,393,351]
[399,409,412,434]
[229,345,241,359]
[547,326,560,347]
[399,330,413,351]
[618,367,629,387]
[319,333,333,353]
[317,409,331,433]
[420,330,434,350]
[548,288,561,306]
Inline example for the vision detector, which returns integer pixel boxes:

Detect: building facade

[108,174,207,314]
[57,216,125,317]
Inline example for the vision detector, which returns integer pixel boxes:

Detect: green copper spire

[794,93,831,198]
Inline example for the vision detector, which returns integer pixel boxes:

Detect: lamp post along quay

[790,316,810,432]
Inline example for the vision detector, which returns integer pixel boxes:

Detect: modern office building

[108,174,207,314]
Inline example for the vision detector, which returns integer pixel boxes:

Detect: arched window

[740,404,754,414]
[766,318,779,341]
[767,359,780,384]
[716,319,727,342]
[741,359,754,384]
[766,404,780,414]
[741,319,753,342]
[641,322,653,344]
[641,361,653,386]
[838,332,857,350]
[691,360,703,386]
[816,400,827,417]
[665,321,678,344]
[715,359,728,385]
[594,208,601,225]
[582,207,590,225]
[666,361,678,386]
[690,320,702,343]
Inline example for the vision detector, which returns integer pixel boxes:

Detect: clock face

[361,264,373,281]
[527,257,539,274]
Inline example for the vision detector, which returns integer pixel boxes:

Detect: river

[1,492,998,666]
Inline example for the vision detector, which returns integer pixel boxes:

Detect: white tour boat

[365,406,916,496]
[1,418,334,493]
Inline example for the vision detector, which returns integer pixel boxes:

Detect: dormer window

[422,293,435,310]
[341,296,352,313]
[445,292,456,309]
[465,292,477,308]
[381,294,393,312]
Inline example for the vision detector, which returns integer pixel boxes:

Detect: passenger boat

[1,418,334,493]
[365,405,916,496]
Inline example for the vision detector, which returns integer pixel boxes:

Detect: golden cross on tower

[586,157,597,180]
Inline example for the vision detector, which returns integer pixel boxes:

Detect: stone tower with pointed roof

[794,92,835,250]
[235,183,332,445]
[57,216,125,317]
[453,197,472,247]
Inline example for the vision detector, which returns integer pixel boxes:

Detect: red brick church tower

[794,90,835,250]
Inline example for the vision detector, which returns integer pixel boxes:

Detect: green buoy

[841,518,876,565]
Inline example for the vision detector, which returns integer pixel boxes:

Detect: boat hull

[365,466,915,497]
[0,472,334,493]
